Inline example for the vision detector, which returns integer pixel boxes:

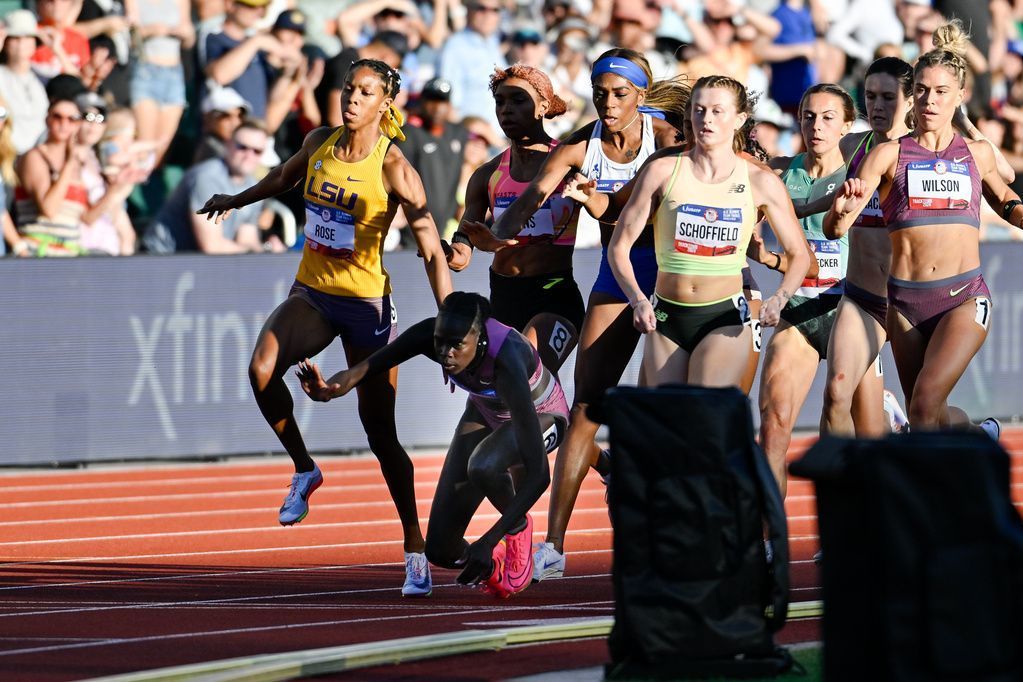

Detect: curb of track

[81,601,823,682]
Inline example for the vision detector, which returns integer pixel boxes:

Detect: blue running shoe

[279,464,323,526]
[531,541,565,582]
[980,417,1002,442]
[402,552,432,597]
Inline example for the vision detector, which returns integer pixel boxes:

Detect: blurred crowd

[0,0,1020,257]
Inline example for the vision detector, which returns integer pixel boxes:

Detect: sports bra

[849,131,884,228]
[580,113,656,194]
[487,143,578,246]
[880,134,981,232]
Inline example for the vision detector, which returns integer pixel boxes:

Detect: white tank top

[580,113,656,193]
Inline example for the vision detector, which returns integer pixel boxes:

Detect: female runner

[825,20,1020,434]
[447,64,584,335]
[198,59,452,596]
[295,293,577,598]
[753,84,862,494]
[463,48,688,581]
[610,75,810,396]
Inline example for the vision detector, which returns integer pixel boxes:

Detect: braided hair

[348,58,401,98]
[439,292,492,335]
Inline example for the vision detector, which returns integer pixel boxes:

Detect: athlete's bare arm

[823,140,899,239]
[562,144,684,223]
[448,154,503,265]
[609,155,676,332]
[296,319,435,401]
[197,127,333,223]
[383,146,454,306]
[751,164,813,326]
[972,140,1023,229]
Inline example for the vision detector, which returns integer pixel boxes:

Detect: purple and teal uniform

[444,318,570,444]
[881,134,990,338]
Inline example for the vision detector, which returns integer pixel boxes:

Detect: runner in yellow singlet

[198,59,452,597]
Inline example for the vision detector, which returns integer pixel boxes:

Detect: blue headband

[638,105,666,120]
[591,57,649,89]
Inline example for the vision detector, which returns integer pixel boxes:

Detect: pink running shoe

[500,514,534,595]
[480,539,510,599]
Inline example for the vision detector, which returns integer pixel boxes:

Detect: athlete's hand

[455,538,497,586]
[446,241,472,271]
[746,226,770,264]
[460,220,518,253]
[832,178,867,217]
[197,194,238,224]
[632,298,656,334]
[561,173,596,204]
[295,360,344,401]
[760,293,787,327]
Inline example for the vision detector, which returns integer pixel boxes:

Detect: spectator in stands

[438,0,506,131]
[75,91,136,255]
[74,0,133,106]
[0,10,49,155]
[32,0,91,81]
[194,86,250,164]
[125,0,195,165]
[14,95,88,256]
[759,0,818,116]
[0,94,24,256]
[684,0,779,86]
[400,77,468,240]
[547,17,595,137]
[203,0,301,124]
[317,29,407,127]
[263,9,316,137]
[825,0,904,71]
[81,34,117,96]
[506,23,548,68]
[142,119,281,253]
[99,107,156,188]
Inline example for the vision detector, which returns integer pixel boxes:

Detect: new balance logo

[728,183,746,193]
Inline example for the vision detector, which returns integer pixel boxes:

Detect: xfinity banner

[0,245,1019,465]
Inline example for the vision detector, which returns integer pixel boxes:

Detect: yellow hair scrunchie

[380,105,406,142]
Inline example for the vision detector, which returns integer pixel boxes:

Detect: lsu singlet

[781,154,848,297]
[881,134,981,232]
[296,127,398,297]
[849,132,884,228]
[653,154,757,277]
[580,113,656,193]
[487,143,578,246]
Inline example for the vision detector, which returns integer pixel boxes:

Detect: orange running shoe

[500,514,534,595]
[480,539,510,598]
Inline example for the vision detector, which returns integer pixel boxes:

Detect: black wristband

[451,231,473,249]
[1002,199,1023,222]
[768,252,781,271]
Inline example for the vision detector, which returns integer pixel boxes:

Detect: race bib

[674,204,743,257]
[493,194,554,243]
[855,191,884,227]
[906,159,972,210]
[304,199,355,257]
[798,239,844,296]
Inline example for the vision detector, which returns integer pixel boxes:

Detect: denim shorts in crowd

[130,61,186,107]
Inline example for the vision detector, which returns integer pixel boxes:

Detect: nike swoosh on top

[347,176,363,182]
[950,285,968,297]
[952,156,968,164]
[609,64,627,69]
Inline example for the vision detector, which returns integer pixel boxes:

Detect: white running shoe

[531,542,566,582]
[883,390,909,433]
[401,552,432,597]
[979,417,1002,442]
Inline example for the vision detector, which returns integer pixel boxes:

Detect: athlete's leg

[758,323,821,496]
[850,355,887,437]
[345,344,425,553]
[424,414,490,569]
[739,297,762,395]
[466,413,559,516]
[249,296,337,473]
[822,297,886,436]
[544,295,640,553]
[642,327,690,386]
[904,299,990,429]
[522,313,579,374]
[887,309,928,417]
[687,324,752,388]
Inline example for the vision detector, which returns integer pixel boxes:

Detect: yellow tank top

[654,154,757,277]
[295,127,397,297]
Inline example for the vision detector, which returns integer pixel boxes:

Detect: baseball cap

[201,87,252,115]
[234,0,272,7]
[371,30,409,59]
[554,17,596,40]
[3,9,39,38]
[511,25,544,44]
[421,77,453,101]
[272,9,306,34]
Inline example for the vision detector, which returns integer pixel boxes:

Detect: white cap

[200,87,252,115]
[3,9,39,38]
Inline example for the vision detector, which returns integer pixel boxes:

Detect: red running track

[0,433,1020,681]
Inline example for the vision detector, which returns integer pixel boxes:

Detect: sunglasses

[83,111,105,124]
[233,141,265,154]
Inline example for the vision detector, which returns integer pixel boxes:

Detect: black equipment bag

[790,432,1023,681]
[603,385,792,679]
